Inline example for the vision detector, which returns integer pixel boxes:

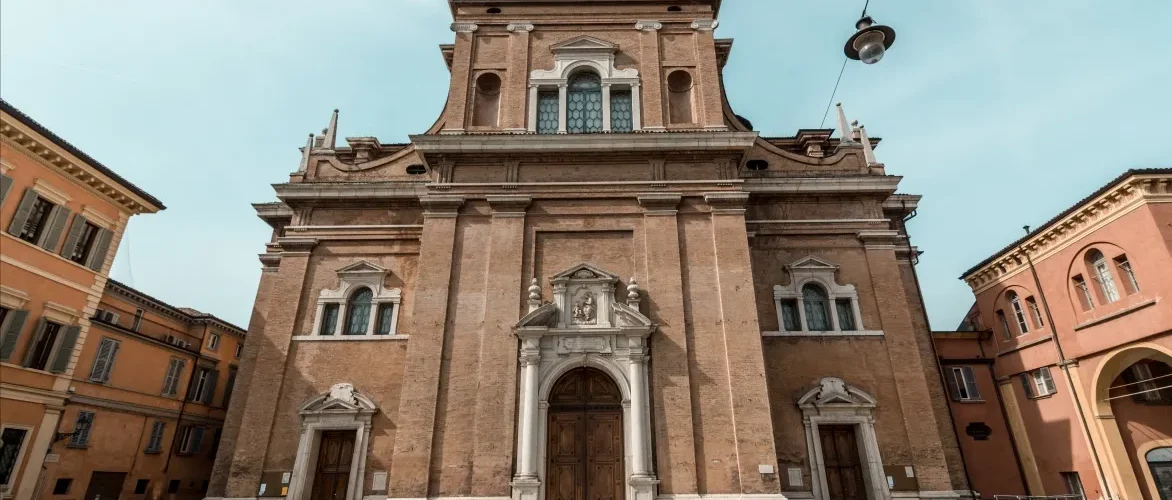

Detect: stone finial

[527,278,542,313]
[836,103,854,144]
[297,133,314,173]
[321,109,339,150]
[857,124,878,165]
[626,277,641,307]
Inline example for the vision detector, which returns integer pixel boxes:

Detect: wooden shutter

[7,189,39,236]
[39,205,71,251]
[186,368,203,400]
[1040,367,1057,395]
[946,367,962,400]
[86,229,113,271]
[0,174,12,205]
[59,214,87,258]
[1020,373,1035,398]
[89,338,114,381]
[191,426,205,453]
[163,359,184,396]
[48,325,81,373]
[0,309,29,361]
[147,421,165,452]
[222,368,237,408]
[202,369,219,404]
[22,319,48,366]
[961,366,980,400]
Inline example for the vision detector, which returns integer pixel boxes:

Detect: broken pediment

[796,377,877,409]
[515,264,653,337]
[300,382,377,416]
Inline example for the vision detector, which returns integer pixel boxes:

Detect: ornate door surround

[511,264,658,500]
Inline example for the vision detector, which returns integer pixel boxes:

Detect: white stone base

[510,476,541,500]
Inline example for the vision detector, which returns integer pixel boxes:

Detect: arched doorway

[1091,344,1172,500]
[546,367,625,500]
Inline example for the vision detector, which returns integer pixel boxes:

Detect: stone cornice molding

[506,22,534,32]
[420,195,465,217]
[276,236,319,255]
[635,20,663,31]
[273,182,428,203]
[704,192,749,214]
[963,173,1172,293]
[743,176,901,195]
[410,132,758,154]
[451,22,479,33]
[857,230,900,250]
[637,193,682,215]
[487,194,532,215]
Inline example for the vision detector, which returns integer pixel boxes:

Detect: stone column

[471,195,531,496]
[602,83,612,132]
[637,193,697,493]
[511,347,542,500]
[13,406,63,500]
[389,196,464,499]
[703,192,780,495]
[505,22,534,132]
[224,236,318,498]
[207,256,279,497]
[557,84,568,133]
[628,337,659,500]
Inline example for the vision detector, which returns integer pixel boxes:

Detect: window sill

[956,399,986,404]
[292,334,410,342]
[762,330,884,337]
[144,450,161,455]
[1027,392,1057,400]
[65,443,89,449]
[1073,298,1158,331]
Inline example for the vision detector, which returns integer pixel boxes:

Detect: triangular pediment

[549,263,619,283]
[796,377,877,408]
[299,382,378,415]
[787,255,839,271]
[337,260,387,274]
[551,35,618,53]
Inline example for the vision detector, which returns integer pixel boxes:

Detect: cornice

[409,132,759,154]
[963,173,1172,293]
[743,175,901,195]
[0,116,161,213]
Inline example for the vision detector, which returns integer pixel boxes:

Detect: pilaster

[703,192,780,495]
[504,23,534,132]
[470,195,531,495]
[224,236,318,498]
[636,22,664,131]
[442,23,478,134]
[859,230,952,492]
[690,20,726,129]
[637,193,698,494]
[208,262,280,497]
[389,195,464,498]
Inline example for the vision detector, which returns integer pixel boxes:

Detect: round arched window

[802,284,831,331]
[566,71,602,133]
[344,287,373,335]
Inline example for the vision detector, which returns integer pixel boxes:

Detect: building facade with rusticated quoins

[209,2,972,500]
[0,98,164,500]
[940,168,1172,500]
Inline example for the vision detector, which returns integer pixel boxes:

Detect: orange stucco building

[936,168,1172,499]
[0,99,163,499]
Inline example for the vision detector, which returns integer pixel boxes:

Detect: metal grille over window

[537,92,559,134]
[566,72,602,133]
[610,90,632,132]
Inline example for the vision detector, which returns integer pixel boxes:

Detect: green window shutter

[86,229,113,271]
[1020,373,1034,399]
[59,214,87,258]
[202,369,219,404]
[0,174,13,206]
[39,205,71,251]
[192,426,205,453]
[7,189,39,236]
[0,309,30,361]
[48,325,81,373]
[22,319,48,366]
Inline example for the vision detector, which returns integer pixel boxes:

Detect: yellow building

[0,98,163,500]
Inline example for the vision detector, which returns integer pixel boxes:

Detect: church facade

[207,2,971,500]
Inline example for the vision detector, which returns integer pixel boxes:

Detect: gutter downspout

[163,326,206,473]
[901,204,977,498]
[1018,226,1113,500]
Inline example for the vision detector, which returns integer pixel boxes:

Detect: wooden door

[547,368,624,500]
[310,430,355,500]
[83,471,126,500]
[819,425,866,500]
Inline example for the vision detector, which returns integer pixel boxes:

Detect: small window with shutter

[24,320,62,371]
[8,191,57,245]
[0,307,30,362]
[60,216,100,265]
[145,421,166,453]
[161,358,185,397]
[178,425,204,454]
[68,411,95,448]
[87,337,120,383]
[0,173,13,205]
[1022,367,1057,398]
[947,366,981,401]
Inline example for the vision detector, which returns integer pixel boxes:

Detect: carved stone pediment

[300,382,377,416]
[550,35,618,53]
[515,263,653,338]
[786,255,839,272]
[796,377,877,409]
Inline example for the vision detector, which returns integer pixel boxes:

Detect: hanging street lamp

[844,15,896,64]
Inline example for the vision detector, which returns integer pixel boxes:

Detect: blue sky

[2,1,1168,329]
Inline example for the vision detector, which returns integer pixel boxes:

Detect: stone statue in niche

[572,293,597,325]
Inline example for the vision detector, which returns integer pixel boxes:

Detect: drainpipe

[163,326,206,473]
[1018,226,1113,500]
[899,204,977,497]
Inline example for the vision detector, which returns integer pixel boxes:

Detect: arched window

[566,71,603,133]
[667,70,694,124]
[472,72,501,127]
[1147,447,1172,498]
[1007,291,1029,335]
[344,287,373,335]
[802,284,831,331]
[1086,249,1119,303]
